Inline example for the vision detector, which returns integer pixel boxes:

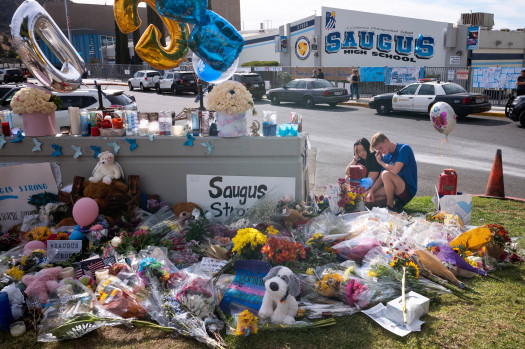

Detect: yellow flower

[266,226,279,235]
[368,270,378,278]
[6,266,24,281]
[344,266,355,276]
[313,233,324,239]
[408,261,420,279]
[306,268,314,275]
[232,228,267,254]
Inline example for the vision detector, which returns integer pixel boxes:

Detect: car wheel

[304,96,315,108]
[140,83,145,92]
[156,85,162,94]
[128,82,134,91]
[505,96,515,117]
[519,111,525,128]
[376,102,390,115]
[329,102,338,108]
[270,94,280,105]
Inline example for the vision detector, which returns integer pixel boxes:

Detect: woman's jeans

[350,84,359,100]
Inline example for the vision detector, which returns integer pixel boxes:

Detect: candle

[1,122,11,137]
[95,269,109,284]
[172,125,184,137]
[138,119,149,136]
[112,118,124,129]
[60,267,75,279]
[10,321,26,337]
[68,107,81,135]
[57,284,74,298]
[148,121,159,135]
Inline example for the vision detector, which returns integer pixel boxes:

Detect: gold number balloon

[114,0,189,70]
[10,0,86,92]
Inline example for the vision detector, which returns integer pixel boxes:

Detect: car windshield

[442,83,467,95]
[106,93,132,106]
[240,74,262,83]
[310,80,334,88]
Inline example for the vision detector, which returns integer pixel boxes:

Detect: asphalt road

[108,86,525,199]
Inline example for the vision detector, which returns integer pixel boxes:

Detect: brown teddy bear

[173,202,201,220]
[82,179,129,215]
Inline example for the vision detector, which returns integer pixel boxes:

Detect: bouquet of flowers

[10,86,61,115]
[261,236,306,266]
[337,179,365,213]
[487,224,511,248]
[206,81,256,115]
[231,227,267,260]
[175,276,215,319]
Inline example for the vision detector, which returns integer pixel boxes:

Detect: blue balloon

[192,53,238,83]
[156,0,208,24]
[189,10,244,72]
[69,225,86,240]
[360,177,374,190]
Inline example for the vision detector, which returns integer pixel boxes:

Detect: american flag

[87,259,106,274]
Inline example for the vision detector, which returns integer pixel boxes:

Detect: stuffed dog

[258,266,300,324]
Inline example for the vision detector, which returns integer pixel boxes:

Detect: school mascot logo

[295,36,311,60]
[325,11,336,30]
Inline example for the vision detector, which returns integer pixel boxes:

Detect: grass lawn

[1,197,524,349]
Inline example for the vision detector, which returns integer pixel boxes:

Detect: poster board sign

[186,175,295,222]
[0,163,58,232]
[448,70,455,81]
[385,67,424,85]
[219,260,271,315]
[472,67,524,88]
[467,26,479,50]
[324,183,341,212]
[47,240,82,262]
[360,67,386,82]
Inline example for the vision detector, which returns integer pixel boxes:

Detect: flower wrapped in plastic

[175,275,216,319]
[95,275,147,319]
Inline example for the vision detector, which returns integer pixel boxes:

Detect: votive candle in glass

[172,125,185,137]
[95,269,109,284]
[10,321,26,337]
[60,267,75,279]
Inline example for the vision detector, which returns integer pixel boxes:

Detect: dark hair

[354,138,372,157]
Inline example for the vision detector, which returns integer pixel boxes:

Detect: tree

[147,6,165,47]
[132,28,143,65]
[115,21,130,64]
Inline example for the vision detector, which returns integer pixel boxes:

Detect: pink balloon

[72,198,99,227]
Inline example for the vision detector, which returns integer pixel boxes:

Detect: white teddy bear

[88,151,124,185]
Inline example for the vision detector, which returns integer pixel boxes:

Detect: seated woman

[345,138,381,183]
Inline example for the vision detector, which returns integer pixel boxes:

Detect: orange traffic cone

[484,149,505,198]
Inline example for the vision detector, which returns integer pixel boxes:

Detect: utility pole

[64,0,72,41]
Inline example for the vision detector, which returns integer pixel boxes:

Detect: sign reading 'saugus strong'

[321,7,449,67]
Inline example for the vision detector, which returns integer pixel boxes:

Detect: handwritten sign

[200,257,228,273]
[324,183,341,212]
[0,163,58,232]
[47,240,82,262]
[187,175,295,222]
[219,260,271,315]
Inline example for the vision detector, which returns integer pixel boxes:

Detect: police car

[369,80,491,118]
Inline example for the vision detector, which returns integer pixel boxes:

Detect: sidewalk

[342,97,506,117]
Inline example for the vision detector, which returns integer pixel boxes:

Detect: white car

[1,88,137,129]
[369,81,491,118]
[128,70,161,91]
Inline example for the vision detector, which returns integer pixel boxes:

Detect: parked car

[230,73,266,100]
[0,87,137,129]
[505,95,525,127]
[1,68,25,84]
[128,70,161,91]
[267,78,349,108]
[369,81,491,118]
[0,84,25,100]
[155,71,198,94]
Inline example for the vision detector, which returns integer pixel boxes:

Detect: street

[117,86,525,199]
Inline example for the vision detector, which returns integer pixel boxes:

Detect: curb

[474,194,525,203]
[341,101,506,118]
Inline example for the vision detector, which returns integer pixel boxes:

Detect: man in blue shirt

[365,132,417,212]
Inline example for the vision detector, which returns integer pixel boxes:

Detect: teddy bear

[258,266,300,325]
[22,266,62,304]
[89,151,124,185]
[173,202,201,220]
[82,179,129,214]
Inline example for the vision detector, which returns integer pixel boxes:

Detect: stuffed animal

[22,266,62,304]
[173,202,201,220]
[82,180,128,214]
[258,266,300,325]
[89,151,124,185]
[282,207,306,228]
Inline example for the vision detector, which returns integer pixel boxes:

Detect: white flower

[111,236,122,247]
[206,81,255,115]
[10,87,58,115]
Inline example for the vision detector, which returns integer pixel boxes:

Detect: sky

[72,0,524,31]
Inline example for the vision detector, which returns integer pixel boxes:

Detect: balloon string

[438,137,454,168]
